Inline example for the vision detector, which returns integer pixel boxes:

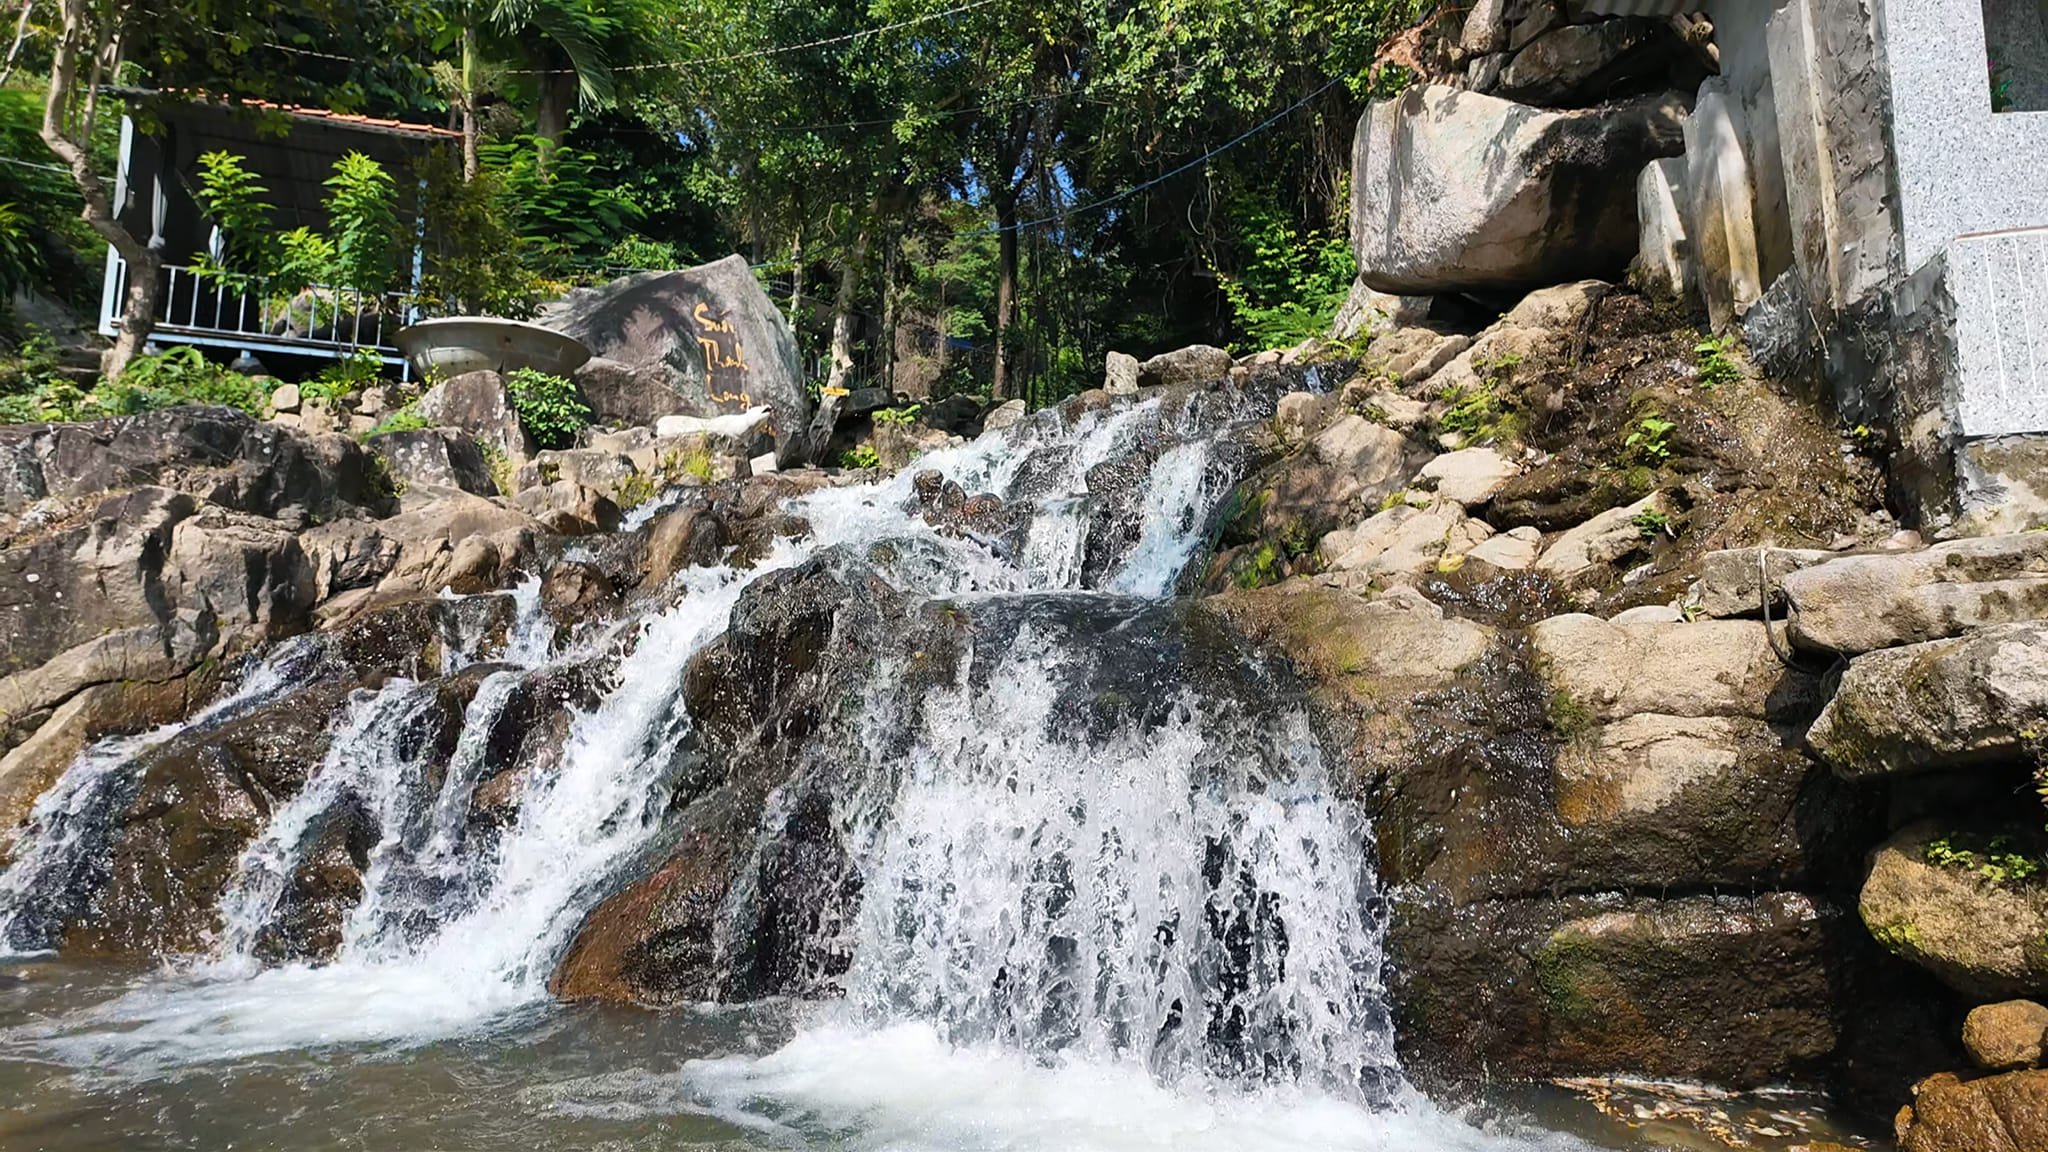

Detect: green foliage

[1625,415,1677,466]
[368,404,430,437]
[603,235,682,271]
[0,204,43,299]
[1924,833,2044,887]
[109,347,270,416]
[0,346,264,424]
[872,404,921,426]
[1631,508,1672,539]
[195,150,402,297]
[504,367,590,449]
[193,151,281,293]
[614,470,659,510]
[1232,541,1285,590]
[478,442,514,496]
[304,349,387,402]
[419,150,551,319]
[1548,690,1595,740]
[324,153,403,295]
[482,136,644,270]
[1212,190,1357,352]
[678,445,715,483]
[1693,335,1739,389]
[1993,56,2017,113]
[840,444,882,470]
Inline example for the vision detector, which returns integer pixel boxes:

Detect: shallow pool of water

[0,959,1883,1152]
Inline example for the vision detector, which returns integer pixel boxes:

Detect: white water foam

[678,1021,1593,1152]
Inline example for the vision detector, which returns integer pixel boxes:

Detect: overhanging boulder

[1350,86,1686,295]
[538,255,811,460]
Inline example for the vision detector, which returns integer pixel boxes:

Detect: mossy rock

[1861,821,2048,999]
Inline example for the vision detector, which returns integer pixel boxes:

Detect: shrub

[109,347,268,416]
[840,444,881,470]
[504,367,590,449]
[872,404,920,426]
[1212,189,1357,352]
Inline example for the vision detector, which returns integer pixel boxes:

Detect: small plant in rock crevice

[1693,335,1739,389]
[368,404,429,438]
[873,404,921,426]
[1437,384,1520,445]
[1625,415,1676,466]
[841,444,882,470]
[1923,832,2044,887]
[1631,508,1672,539]
[504,368,591,450]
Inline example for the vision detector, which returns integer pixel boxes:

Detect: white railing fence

[100,257,426,366]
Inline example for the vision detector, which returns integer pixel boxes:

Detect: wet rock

[1782,533,2048,655]
[1806,623,2048,780]
[1136,345,1232,390]
[1534,491,1670,581]
[871,421,951,471]
[62,679,361,957]
[162,503,315,646]
[1391,891,1856,1089]
[1964,1001,2048,1071]
[416,370,535,469]
[1351,86,1685,294]
[642,503,729,588]
[1861,821,2048,999]
[540,561,617,630]
[368,428,497,497]
[1896,1069,2048,1152]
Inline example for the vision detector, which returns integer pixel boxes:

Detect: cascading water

[0,380,1594,1150]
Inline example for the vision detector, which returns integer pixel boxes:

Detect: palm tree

[439,0,641,180]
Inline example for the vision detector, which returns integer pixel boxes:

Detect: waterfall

[2,379,1405,1108]
[0,636,331,956]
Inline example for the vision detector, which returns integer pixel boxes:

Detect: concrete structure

[1592,0,2048,528]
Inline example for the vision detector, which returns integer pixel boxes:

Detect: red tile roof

[107,87,460,141]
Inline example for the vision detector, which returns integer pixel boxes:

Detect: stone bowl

[395,317,591,380]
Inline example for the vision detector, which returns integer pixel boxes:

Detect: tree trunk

[533,69,576,174]
[0,0,35,88]
[788,230,805,323]
[879,229,896,395]
[992,190,1019,401]
[42,0,158,379]
[460,25,480,181]
[823,223,870,396]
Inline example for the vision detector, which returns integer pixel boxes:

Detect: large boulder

[1782,534,2048,654]
[1350,86,1686,294]
[1136,345,1233,390]
[1529,614,1817,722]
[1964,1001,2048,1071]
[537,255,811,460]
[1806,623,2048,779]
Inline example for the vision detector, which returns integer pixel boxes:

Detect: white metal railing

[99,256,424,365]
